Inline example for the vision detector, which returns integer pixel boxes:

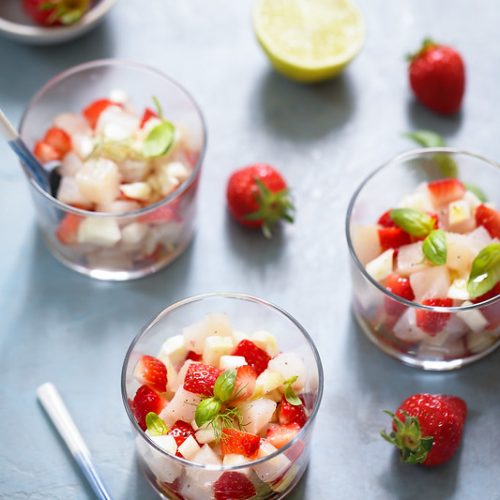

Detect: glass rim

[19,58,207,220]
[120,292,324,471]
[345,147,500,312]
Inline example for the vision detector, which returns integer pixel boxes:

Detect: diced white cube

[60,152,84,177]
[121,222,149,246]
[183,313,232,354]
[76,158,121,205]
[170,360,195,392]
[159,387,201,427]
[239,398,277,435]
[409,266,450,302]
[72,133,94,159]
[366,249,394,282]
[253,441,291,483]
[153,354,177,393]
[397,242,428,276]
[195,424,217,444]
[457,301,489,333]
[393,308,427,343]
[178,435,200,460]
[232,330,250,344]
[167,161,190,181]
[96,106,139,142]
[57,176,93,209]
[251,330,279,357]
[271,464,300,493]
[121,182,152,201]
[203,336,233,366]
[77,217,121,247]
[446,232,476,274]
[448,279,470,301]
[146,433,177,455]
[254,369,285,397]
[54,113,90,136]
[120,158,151,183]
[448,200,472,227]
[190,445,222,473]
[466,330,496,354]
[464,190,482,210]
[109,88,129,104]
[350,224,382,266]
[136,436,182,484]
[399,189,435,213]
[223,454,251,474]
[467,226,493,253]
[97,200,141,213]
[158,335,188,367]
[268,352,306,391]
[219,355,247,370]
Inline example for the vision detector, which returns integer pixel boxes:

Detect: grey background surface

[0,1,499,499]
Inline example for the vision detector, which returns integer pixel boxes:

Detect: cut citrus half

[254,0,365,83]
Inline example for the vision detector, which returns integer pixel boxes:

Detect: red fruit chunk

[83,98,116,128]
[221,428,260,458]
[472,283,500,327]
[139,202,182,224]
[427,179,465,206]
[186,350,202,362]
[23,0,90,26]
[34,140,60,163]
[415,298,453,335]
[266,423,301,449]
[475,204,500,239]
[56,213,82,245]
[378,227,412,251]
[232,340,271,375]
[168,420,197,448]
[377,210,396,228]
[384,273,415,316]
[278,395,307,428]
[471,283,500,304]
[213,471,256,500]
[44,127,72,156]
[183,363,222,396]
[134,355,167,393]
[140,107,159,128]
[230,365,257,403]
[131,385,165,431]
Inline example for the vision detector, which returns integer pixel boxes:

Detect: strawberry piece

[134,355,167,393]
[168,420,197,448]
[44,127,72,156]
[140,107,159,128]
[378,227,412,251]
[383,393,467,466]
[22,0,91,26]
[475,204,500,239]
[377,210,396,228]
[213,471,256,500]
[472,283,500,327]
[278,395,307,428]
[220,428,260,458]
[408,40,466,115]
[266,423,301,449]
[138,202,182,224]
[415,298,453,336]
[384,273,415,316]
[427,179,466,206]
[131,385,165,431]
[471,283,500,305]
[230,365,257,403]
[186,350,202,362]
[56,213,82,245]
[231,340,271,375]
[33,140,61,163]
[183,363,222,396]
[83,98,116,128]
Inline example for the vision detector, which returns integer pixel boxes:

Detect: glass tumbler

[346,148,500,370]
[19,60,206,281]
[121,293,324,499]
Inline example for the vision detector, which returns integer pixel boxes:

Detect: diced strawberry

[138,203,182,224]
[168,420,197,448]
[33,140,61,163]
[82,98,116,128]
[140,107,159,128]
[134,355,167,393]
[221,428,260,458]
[213,471,256,500]
[471,283,500,305]
[230,365,257,403]
[284,438,305,463]
[415,298,453,336]
[378,210,396,228]
[278,395,307,428]
[44,127,72,156]
[427,179,465,206]
[131,385,166,431]
[186,350,202,362]
[378,227,412,251]
[56,214,82,245]
[475,204,500,238]
[231,340,270,375]
[183,363,222,396]
[472,283,500,326]
[384,273,415,316]
[266,423,301,449]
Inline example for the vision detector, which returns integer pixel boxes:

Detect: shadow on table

[253,69,356,143]
[406,99,463,138]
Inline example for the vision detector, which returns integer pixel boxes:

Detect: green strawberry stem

[406,38,438,61]
[381,410,434,465]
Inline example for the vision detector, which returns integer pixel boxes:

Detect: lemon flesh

[254,0,364,83]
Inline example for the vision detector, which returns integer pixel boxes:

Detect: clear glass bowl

[346,148,500,370]
[121,293,324,499]
[19,60,206,281]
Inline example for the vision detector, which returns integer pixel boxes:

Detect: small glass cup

[346,148,500,370]
[121,293,324,499]
[19,60,206,281]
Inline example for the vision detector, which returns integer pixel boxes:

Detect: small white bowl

[0,0,116,45]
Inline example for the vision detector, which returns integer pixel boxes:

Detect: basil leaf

[214,369,236,403]
[464,183,487,203]
[143,121,175,158]
[423,229,447,266]
[390,208,435,238]
[467,243,500,299]
[283,376,301,406]
[434,153,459,179]
[152,96,164,119]
[406,130,445,148]
[195,397,222,428]
[145,412,168,436]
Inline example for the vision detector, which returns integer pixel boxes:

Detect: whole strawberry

[408,39,465,115]
[226,163,294,238]
[381,393,467,466]
[23,0,91,27]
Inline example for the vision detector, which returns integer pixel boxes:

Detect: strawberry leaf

[423,229,447,266]
[467,243,500,299]
[145,412,168,436]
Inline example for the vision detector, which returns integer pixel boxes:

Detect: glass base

[354,309,500,371]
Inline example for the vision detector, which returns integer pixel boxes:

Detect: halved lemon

[254,0,365,83]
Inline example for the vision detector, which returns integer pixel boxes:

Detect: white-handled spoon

[37,383,113,500]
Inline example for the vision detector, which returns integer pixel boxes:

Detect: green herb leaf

[406,130,445,148]
[467,243,500,299]
[390,208,435,238]
[195,397,222,428]
[434,153,459,179]
[214,370,237,403]
[145,412,168,436]
[423,229,447,266]
[283,376,301,406]
[152,96,164,119]
[143,121,175,158]
[464,183,488,203]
